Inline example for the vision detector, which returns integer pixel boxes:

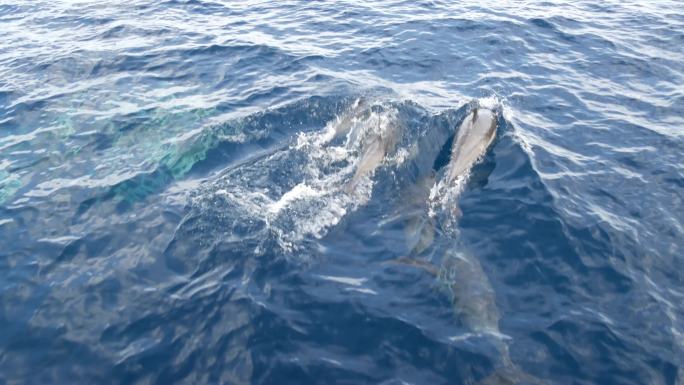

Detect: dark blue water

[1,1,683,384]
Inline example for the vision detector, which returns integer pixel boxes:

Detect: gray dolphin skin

[338,101,402,193]
[394,248,543,385]
[439,249,500,335]
[440,250,541,384]
[327,98,402,193]
[391,107,543,384]
[403,172,437,255]
[445,107,498,184]
[391,107,501,260]
[442,109,544,384]
[347,121,400,192]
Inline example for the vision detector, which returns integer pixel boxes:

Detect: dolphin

[376,171,438,257]
[427,107,499,220]
[392,247,544,385]
[403,172,438,255]
[344,106,403,194]
[445,107,498,185]
[399,107,499,256]
[390,107,544,383]
[439,249,501,335]
[325,98,403,194]
[438,249,539,384]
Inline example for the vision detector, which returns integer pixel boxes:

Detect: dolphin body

[346,119,401,193]
[440,248,545,385]
[329,99,402,194]
[404,107,499,255]
[445,108,498,184]
[393,107,544,384]
[402,172,438,255]
[443,108,544,384]
[380,107,499,258]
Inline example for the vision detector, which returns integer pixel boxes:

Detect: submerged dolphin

[403,172,437,255]
[394,249,542,384]
[442,248,544,385]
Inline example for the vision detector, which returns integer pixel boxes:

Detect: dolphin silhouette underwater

[393,106,545,385]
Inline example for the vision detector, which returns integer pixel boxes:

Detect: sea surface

[1,1,683,384]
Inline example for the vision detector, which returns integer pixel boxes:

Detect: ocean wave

[1,1,683,384]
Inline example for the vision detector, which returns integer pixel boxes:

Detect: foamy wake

[197,99,408,254]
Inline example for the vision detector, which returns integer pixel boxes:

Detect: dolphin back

[446,108,498,183]
[349,127,401,192]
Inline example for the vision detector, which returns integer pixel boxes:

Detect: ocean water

[1,1,683,384]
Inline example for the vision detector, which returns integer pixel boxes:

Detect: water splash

[192,98,409,253]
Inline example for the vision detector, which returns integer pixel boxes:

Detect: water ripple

[1,1,683,384]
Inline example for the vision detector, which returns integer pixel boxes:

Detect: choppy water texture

[1,1,684,384]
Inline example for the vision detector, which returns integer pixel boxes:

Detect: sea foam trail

[193,99,408,253]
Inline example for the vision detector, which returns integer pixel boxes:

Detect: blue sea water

[1,1,683,384]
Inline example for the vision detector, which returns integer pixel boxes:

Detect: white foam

[198,100,407,254]
[268,183,320,214]
[476,95,502,111]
